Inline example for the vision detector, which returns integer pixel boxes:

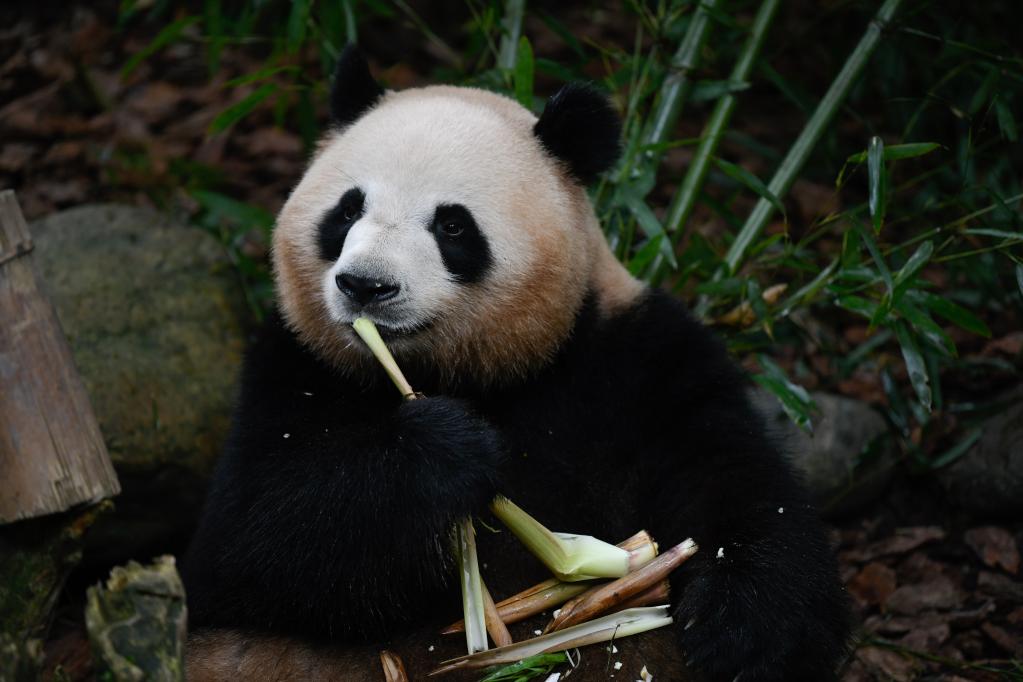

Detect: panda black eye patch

[317,187,366,261]
[430,204,492,284]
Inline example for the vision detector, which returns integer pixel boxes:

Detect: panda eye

[336,188,365,224]
[440,221,464,237]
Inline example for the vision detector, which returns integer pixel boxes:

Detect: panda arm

[182,315,504,637]
[624,300,850,680]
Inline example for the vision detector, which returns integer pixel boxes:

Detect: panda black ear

[533,83,622,185]
[329,46,384,127]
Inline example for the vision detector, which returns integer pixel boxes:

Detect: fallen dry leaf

[848,562,897,608]
[885,575,964,615]
[981,331,1023,357]
[964,526,1020,574]
[979,622,1023,656]
[843,527,946,564]
[855,646,918,681]
[897,622,950,651]
[977,571,1023,603]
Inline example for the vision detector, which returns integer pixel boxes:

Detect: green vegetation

[115,0,1022,476]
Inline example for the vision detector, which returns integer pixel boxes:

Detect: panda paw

[394,396,505,516]
[674,551,850,682]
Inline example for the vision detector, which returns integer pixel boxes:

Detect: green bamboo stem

[722,0,904,275]
[497,0,526,71]
[633,0,723,175]
[648,0,781,284]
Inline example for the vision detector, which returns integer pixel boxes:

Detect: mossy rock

[30,204,252,563]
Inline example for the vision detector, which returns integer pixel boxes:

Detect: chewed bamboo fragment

[545,538,697,632]
[481,580,513,647]
[380,650,409,682]
[443,580,589,634]
[443,530,657,634]
[545,579,669,633]
[428,607,673,676]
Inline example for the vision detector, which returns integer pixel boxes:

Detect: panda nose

[335,273,400,305]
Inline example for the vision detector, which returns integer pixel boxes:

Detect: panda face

[273,82,639,386]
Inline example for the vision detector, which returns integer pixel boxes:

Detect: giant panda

[181,47,850,681]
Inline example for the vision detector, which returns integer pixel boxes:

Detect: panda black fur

[182,47,850,681]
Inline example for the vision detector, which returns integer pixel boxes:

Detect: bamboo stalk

[497,0,526,71]
[648,0,782,284]
[545,538,697,632]
[545,579,670,634]
[481,580,513,647]
[456,519,488,653]
[442,581,588,634]
[635,0,724,173]
[351,318,415,398]
[722,0,905,275]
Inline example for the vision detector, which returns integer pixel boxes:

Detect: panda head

[273,47,641,387]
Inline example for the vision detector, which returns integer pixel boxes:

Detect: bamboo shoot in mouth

[353,317,488,654]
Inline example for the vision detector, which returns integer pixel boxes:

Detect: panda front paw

[394,396,505,518]
[675,549,850,682]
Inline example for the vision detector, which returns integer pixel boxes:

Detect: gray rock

[30,205,250,563]
[751,390,896,519]
[938,390,1023,519]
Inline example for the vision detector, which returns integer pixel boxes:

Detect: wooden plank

[0,190,120,523]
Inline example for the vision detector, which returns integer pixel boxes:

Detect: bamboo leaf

[689,79,751,103]
[618,187,677,269]
[753,355,815,431]
[627,234,665,277]
[867,136,887,232]
[894,320,932,412]
[922,293,991,337]
[478,653,569,682]
[995,98,1018,142]
[287,0,311,52]
[891,240,934,300]
[897,299,955,357]
[714,157,786,218]
[961,228,1023,240]
[928,429,983,469]
[835,295,879,320]
[121,16,199,78]
[514,36,534,109]
[1017,263,1023,297]
[209,84,278,134]
[846,142,941,164]
[856,223,894,298]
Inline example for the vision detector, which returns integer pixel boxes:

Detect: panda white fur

[182,47,850,681]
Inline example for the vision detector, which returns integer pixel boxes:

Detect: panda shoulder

[600,289,746,391]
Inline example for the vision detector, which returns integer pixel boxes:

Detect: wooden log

[0,190,120,523]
